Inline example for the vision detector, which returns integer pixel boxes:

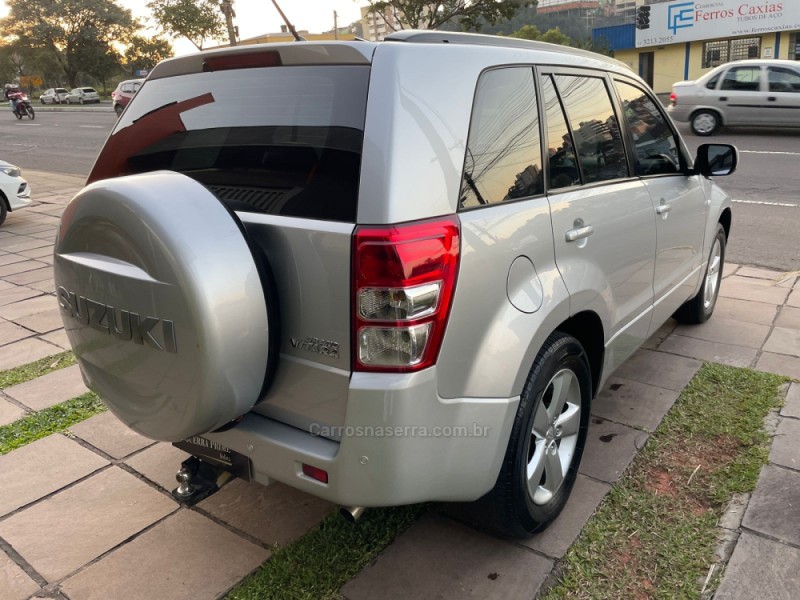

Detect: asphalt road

[0,110,797,270]
[0,107,116,177]
[676,123,800,271]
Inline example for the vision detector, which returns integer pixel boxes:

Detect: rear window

[91,65,369,222]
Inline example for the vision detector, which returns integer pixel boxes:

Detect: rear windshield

[92,65,369,222]
[82,88,97,93]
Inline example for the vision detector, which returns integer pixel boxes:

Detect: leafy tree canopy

[364,1,533,32]
[0,0,134,87]
[147,0,225,50]
[509,23,570,46]
[124,35,173,76]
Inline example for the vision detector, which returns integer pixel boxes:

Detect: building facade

[594,0,800,93]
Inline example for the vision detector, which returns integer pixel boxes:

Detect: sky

[0,0,366,55]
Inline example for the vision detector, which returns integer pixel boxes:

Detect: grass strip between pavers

[541,363,788,600]
[0,351,107,455]
[0,351,76,389]
[226,505,425,600]
[0,392,106,455]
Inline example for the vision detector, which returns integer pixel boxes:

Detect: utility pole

[334,10,339,40]
[220,0,238,46]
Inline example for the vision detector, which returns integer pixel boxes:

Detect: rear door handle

[768,96,777,102]
[656,203,672,215]
[720,96,728,101]
[565,225,594,242]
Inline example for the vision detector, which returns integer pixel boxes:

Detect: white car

[65,87,100,104]
[0,160,31,225]
[40,88,69,104]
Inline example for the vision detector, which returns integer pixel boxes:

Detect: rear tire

[674,224,726,324]
[114,104,123,116]
[691,110,719,136]
[474,332,592,537]
[14,109,21,120]
[0,196,8,226]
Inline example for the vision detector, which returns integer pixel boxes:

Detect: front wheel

[114,104,123,116]
[674,224,726,324]
[26,106,34,120]
[79,98,84,105]
[691,110,720,136]
[476,332,592,536]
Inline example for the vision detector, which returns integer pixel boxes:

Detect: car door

[718,65,765,125]
[766,65,800,125]
[612,78,707,334]
[541,70,656,372]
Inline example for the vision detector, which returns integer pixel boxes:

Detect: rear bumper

[203,367,518,506]
[666,105,692,123]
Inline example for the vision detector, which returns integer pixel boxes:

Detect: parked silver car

[668,59,800,135]
[53,32,736,536]
[65,87,100,104]
[39,87,68,104]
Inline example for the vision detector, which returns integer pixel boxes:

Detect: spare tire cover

[54,171,271,442]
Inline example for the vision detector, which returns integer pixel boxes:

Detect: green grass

[0,351,107,455]
[541,364,788,600]
[0,351,75,389]
[0,392,106,455]
[226,505,425,600]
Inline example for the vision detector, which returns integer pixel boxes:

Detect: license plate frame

[173,436,252,482]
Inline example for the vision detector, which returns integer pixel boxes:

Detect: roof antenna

[270,0,305,41]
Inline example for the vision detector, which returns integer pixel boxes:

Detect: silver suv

[54,31,736,536]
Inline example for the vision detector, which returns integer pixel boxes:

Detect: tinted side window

[459,67,543,209]
[768,67,800,92]
[614,80,681,176]
[541,75,580,190]
[554,75,628,184]
[720,67,761,91]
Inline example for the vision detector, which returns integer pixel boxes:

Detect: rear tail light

[353,217,460,372]
[670,92,677,105]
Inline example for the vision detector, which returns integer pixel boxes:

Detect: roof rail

[384,30,630,71]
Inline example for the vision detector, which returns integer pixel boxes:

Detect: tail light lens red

[670,92,677,105]
[353,217,460,372]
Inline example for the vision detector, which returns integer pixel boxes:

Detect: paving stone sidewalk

[1,171,798,600]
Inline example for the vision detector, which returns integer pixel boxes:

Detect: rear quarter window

[91,66,369,223]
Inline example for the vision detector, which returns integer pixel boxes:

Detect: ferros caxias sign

[635,1,797,48]
[58,286,177,353]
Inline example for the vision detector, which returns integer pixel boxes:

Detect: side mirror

[694,143,738,177]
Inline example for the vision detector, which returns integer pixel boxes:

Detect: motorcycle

[9,92,35,120]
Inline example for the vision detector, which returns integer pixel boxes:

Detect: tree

[0,0,134,88]
[509,24,570,46]
[75,40,120,93]
[363,1,533,32]
[124,35,173,77]
[148,0,226,50]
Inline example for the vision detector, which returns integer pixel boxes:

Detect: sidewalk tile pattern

[60,510,270,600]
[0,467,176,582]
[341,514,554,600]
[0,435,107,517]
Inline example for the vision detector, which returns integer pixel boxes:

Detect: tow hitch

[171,456,235,506]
